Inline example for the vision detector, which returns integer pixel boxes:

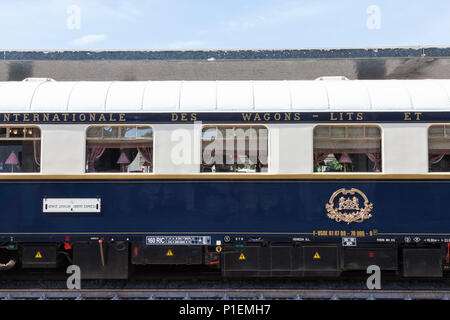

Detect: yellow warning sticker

[239,253,246,260]
[313,252,320,259]
[35,251,42,259]
[166,249,173,256]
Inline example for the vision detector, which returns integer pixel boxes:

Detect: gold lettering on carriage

[0,113,126,123]
[241,112,301,121]
[325,188,373,224]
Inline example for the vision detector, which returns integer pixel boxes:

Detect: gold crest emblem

[325,188,373,224]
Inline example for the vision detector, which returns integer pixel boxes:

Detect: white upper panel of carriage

[0,79,449,112]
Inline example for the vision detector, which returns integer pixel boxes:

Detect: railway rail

[0,288,449,300]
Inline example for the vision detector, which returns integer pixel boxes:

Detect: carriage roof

[0,79,449,113]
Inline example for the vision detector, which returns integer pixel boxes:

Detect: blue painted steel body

[0,178,447,243]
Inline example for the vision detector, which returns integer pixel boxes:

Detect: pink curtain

[314,148,382,172]
[366,152,381,172]
[138,147,153,171]
[88,147,105,172]
[314,152,329,167]
[33,130,40,166]
[429,153,446,166]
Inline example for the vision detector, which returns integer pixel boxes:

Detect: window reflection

[86,126,153,173]
[313,126,381,173]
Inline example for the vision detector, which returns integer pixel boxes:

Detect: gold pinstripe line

[0,232,314,235]
[1,174,450,180]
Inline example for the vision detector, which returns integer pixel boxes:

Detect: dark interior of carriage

[0,141,40,173]
[85,125,153,173]
[0,127,40,173]
[91,148,138,172]
[315,152,379,173]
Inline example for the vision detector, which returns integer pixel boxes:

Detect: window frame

[312,124,383,174]
[200,124,270,174]
[84,124,154,174]
[427,123,450,173]
[0,125,41,174]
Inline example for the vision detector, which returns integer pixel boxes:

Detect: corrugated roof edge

[2,47,450,60]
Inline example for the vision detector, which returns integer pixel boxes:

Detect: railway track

[0,288,450,300]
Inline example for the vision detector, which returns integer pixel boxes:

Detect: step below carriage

[0,78,449,279]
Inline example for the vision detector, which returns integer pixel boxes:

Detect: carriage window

[201,126,268,173]
[428,125,450,172]
[86,126,153,173]
[0,127,40,173]
[313,126,381,172]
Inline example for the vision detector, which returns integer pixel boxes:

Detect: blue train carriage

[0,77,449,279]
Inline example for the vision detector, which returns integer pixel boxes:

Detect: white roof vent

[22,77,55,82]
[315,76,349,81]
